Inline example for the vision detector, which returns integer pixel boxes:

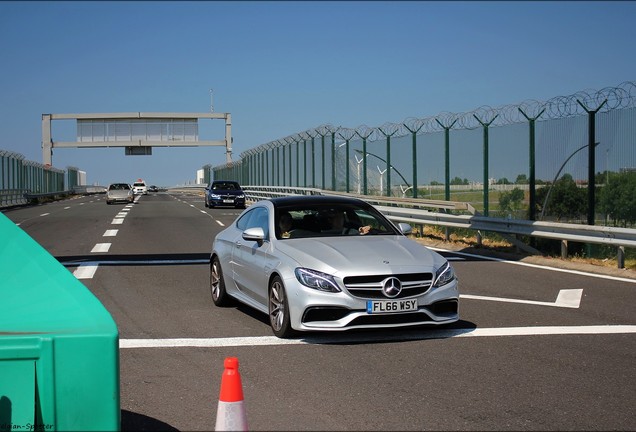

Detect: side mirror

[397,223,412,235]
[242,227,265,244]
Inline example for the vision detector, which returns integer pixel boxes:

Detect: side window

[235,207,270,239]
[247,208,269,239]
[235,209,255,231]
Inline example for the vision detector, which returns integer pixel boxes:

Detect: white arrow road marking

[460,289,583,308]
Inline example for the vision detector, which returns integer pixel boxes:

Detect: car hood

[275,235,445,277]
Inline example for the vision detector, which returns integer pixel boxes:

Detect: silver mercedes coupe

[210,195,459,338]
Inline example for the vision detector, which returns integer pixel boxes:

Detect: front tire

[210,256,230,306]
[269,276,294,338]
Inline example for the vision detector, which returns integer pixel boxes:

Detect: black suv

[204,180,246,209]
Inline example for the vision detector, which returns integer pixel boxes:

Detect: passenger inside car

[322,210,371,235]
[279,212,294,238]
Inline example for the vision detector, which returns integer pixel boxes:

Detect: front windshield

[275,203,399,240]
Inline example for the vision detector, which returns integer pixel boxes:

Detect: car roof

[212,180,240,185]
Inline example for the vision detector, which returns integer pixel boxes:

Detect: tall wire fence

[212,81,636,222]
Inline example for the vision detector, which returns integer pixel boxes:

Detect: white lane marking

[431,247,636,284]
[112,218,124,224]
[104,229,118,237]
[116,212,127,218]
[461,289,583,309]
[91,243,111,253]
[119,325,636,349]
[200,210,207,214]
[40,213,49,216]
[216,220,225,226]
[73,265,98,279]
[64,206,71,210]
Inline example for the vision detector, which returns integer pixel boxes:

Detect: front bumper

[285,276,459,332]
[208,195,246,207]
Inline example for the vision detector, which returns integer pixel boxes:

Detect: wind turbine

[355,154,363,194]
[377,165,387,195]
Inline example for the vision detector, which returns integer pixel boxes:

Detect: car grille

[343,273,433,299]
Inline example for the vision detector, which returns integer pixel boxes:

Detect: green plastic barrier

[0,213,120,431]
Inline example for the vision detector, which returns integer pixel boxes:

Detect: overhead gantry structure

[41,112,232,166]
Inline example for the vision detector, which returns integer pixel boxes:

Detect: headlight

[295,268,341,293]
[237,194,245,198]
[433,261,455,288]
[209,193,220,198]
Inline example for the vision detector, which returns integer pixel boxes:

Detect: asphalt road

[3,192,636,431]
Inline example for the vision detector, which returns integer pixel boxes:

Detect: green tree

[450,177,468,185]
[599,171,636,227]
[499,187,525,214]
[515,174,528,184]
[535,173,586,221]
[496,177,511,185]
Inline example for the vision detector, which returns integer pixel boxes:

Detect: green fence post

[331,132,336,191]
[435,119,458,202]
[403,123,425,198]
[577,98,608,225]
[295,137,300,187]
[518,108,545,220]
[473,114,498,216]
[355,129,373,196]
[308,132,316,187]
[378,127,398,197]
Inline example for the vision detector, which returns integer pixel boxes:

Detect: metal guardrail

[0,189,29,208]
[243,185,477,213]
[0,187,108,209]
[240,186,635,269]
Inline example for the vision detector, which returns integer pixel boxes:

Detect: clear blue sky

[1,1,635,187]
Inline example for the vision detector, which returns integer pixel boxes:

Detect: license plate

[366,299,418,314]
[223,199,234,203]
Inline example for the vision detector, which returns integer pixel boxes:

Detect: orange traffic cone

[215,357,248,431]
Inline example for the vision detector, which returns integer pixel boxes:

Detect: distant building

[196,169,205,184]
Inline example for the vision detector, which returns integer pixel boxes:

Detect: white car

[132,180,147,195]
[210,195,459,338]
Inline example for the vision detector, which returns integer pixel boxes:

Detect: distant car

[106,183,134,205]
[204,180,246,209]
[132,180,147,195]
[148,185,159,193]
[209,195,459,338]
